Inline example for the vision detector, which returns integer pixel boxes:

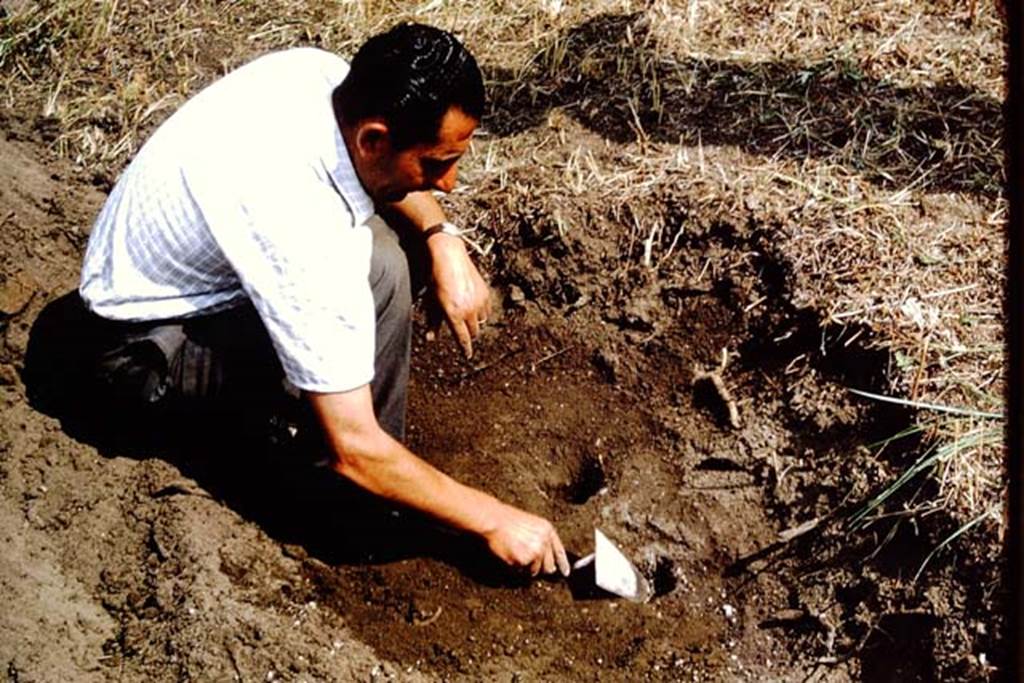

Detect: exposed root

[692,347,741,429]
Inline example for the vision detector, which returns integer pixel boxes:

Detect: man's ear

[354,120,391,158]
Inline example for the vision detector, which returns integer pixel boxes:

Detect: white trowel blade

[594,529,650,602]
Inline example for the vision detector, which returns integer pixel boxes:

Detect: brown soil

[0,6,1006,680]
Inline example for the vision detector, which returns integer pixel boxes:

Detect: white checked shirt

[80,48,379,393]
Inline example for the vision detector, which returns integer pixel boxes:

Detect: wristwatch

[422,221,463,240]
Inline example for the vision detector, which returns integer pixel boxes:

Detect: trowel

[570,528,651,603]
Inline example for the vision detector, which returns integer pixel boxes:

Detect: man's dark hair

[334,23,485,149]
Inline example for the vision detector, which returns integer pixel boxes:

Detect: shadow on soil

[860,613,939,682]
[20,296,522,590]
[484,12,1003,197]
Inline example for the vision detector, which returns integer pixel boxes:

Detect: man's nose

[432,165,458,193]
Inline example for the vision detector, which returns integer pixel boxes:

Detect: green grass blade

[913,507,998,583]
[865,422,928,451]
[849,425,1001,527]
[847,388,1003,420]
[849,442,941,527]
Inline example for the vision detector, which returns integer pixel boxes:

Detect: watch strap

[422,221,462,240]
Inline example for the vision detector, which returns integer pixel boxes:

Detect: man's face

[362,106,477,204]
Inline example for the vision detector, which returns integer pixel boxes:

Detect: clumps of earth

[0,111,1001,679]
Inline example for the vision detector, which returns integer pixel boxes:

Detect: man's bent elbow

[306,387,393,484]
[326,424,394,484]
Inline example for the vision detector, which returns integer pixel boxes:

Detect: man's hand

[310,388,570,578]
[483,503,572,577]
[381,191,490,358]
[427,233,491,358]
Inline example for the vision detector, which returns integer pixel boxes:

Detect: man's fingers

[551,531,571,577]
[478,305,491,327]
[542,545,556,575]
[450,318,473,359]
[466,312,480,340]
[425,297,444,342]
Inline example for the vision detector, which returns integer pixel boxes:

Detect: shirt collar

[327,124,376,226]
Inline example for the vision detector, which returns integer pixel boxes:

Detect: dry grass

[0,0,1006,532]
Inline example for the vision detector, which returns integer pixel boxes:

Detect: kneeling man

[62,24,569,577]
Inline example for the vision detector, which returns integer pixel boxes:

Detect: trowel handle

[572,552,595,572]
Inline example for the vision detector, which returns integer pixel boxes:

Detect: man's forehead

[418,110,476,156]
[438,108,477,141]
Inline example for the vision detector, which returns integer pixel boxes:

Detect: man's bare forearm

[308,387,502,536]
[386,191,446,233]
[308,385,571,576]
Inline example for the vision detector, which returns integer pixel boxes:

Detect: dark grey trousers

[26,217,423,441]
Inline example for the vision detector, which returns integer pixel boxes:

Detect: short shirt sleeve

[185,158,376,393]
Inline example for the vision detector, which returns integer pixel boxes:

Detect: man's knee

[368,216,412,317]
[24,291,145,410]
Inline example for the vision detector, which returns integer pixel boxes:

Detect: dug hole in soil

[0,120,982,681]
